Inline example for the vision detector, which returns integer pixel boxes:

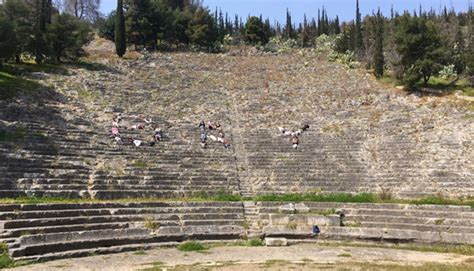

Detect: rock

[294,203,310,213]
[278,203,295,214]
[265,237,288,247]
[395,86,405,90]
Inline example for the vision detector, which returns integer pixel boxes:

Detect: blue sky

[100,0,472,23]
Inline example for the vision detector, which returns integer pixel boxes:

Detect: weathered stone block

[265,237,287,247]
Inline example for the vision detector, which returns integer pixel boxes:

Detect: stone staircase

[0,202,245,261]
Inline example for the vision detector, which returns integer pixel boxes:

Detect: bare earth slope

[1,48,472,199]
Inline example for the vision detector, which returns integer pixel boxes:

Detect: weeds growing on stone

[0,243,13,269]
[144,217,160,230]
[133,160,148,169]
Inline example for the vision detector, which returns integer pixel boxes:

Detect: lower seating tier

[0,201,473,261]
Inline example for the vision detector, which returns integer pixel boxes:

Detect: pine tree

[0,18,16,67]
[374,9,384,77]
[32,0,53,63]
[115,0,126,57]
[125,0,153,49]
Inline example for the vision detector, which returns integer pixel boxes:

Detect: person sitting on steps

[154,126,163,141]
[199,120,206,130]
[223,138,231,149]
[129,137,143,147]
[207,121,215,130]
[147,134,156,146]
[114,136,123,145]
[130,124,145,130]
[291,135,299,149]
[200,131,207,149]
[144,117,153,124]
[217,130,225,143]
[111,126,120,137]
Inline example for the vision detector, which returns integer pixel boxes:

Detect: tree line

[0,0,472,89]
[0,0,99,65]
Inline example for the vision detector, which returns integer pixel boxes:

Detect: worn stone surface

[265,237,288,246]
[1,48,472,199]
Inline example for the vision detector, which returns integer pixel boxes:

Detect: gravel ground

[7,242,473,271]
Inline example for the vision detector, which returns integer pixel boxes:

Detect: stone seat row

[0,202,245,261]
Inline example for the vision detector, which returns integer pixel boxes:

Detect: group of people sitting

[199,120,231,149]
[278,124,310,149]
[111,113,163,147]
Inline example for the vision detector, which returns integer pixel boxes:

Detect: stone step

[324,226,474,245]
[358,221,474,234]
[0,222,130,238]
[10,226,243,258]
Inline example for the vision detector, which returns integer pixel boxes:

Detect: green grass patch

[275,154,289,160]
[0,193,471,209]
[78,89,99,101]
[246,238,264,247]
[377,74,402,86]
[254,192,377,203]
[0,243,13,269]
[2,62,67,75]
[177,241,207,252]
[0,127,26,141]
[422,77,472,93]
[409,195,474,208]
[133,160,148,169]
[0,72,42,100]
[133,250,147,256]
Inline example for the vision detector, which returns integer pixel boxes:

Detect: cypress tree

[334,16,341,34]
[317,9,321,36]
[115,0,126,57]
[374,9,384,77]
[285,8,292,39]
[354,0,363,51]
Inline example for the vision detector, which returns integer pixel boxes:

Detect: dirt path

[7,243,473,271]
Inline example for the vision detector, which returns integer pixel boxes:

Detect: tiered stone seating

[252,202,474,245]
[0,202,245,261]
[0,118,239,199]
[240,129,473,198]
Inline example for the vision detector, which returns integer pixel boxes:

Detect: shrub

[315,34,335,52]
[438,64,457,80]
[177,241,207,252]
[327,51,355,69]
[263,37,297,53]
